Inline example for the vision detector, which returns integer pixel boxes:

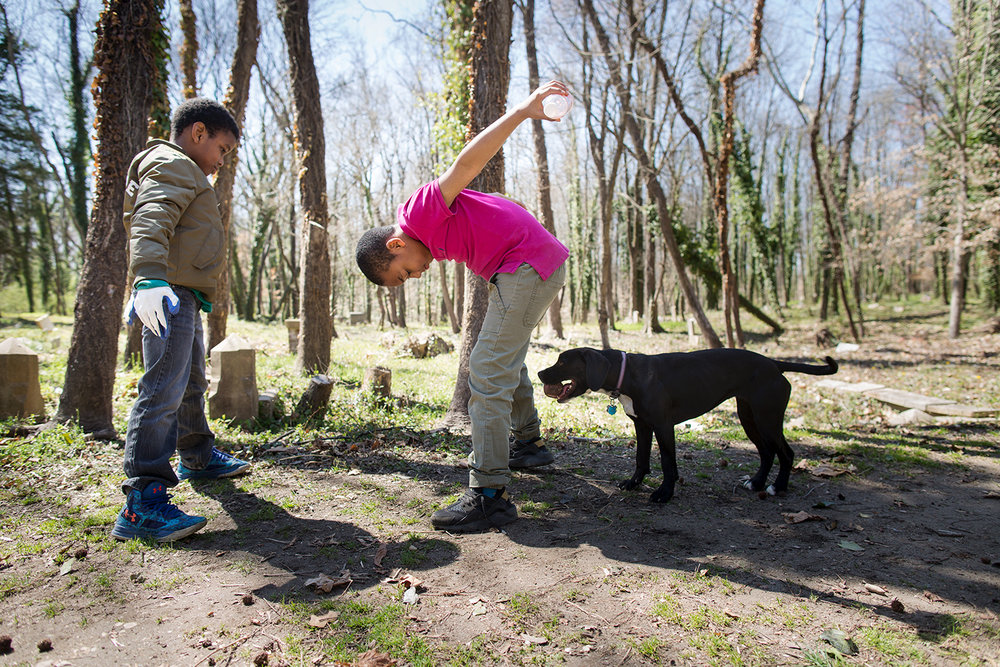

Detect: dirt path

[1,313,999,665]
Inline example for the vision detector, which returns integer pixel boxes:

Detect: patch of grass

[304,599,434,665]
[859,622,929,663]
[0,572,31,600]
[504,592,541,632]
[630,636,666,663]
[43,599,64,618]
[517,499,552,518]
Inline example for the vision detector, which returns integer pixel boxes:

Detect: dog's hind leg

[620,418,652,492]
[744,379,795,494]
[737,398,774,492]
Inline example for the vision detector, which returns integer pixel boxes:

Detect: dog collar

[607,351,627,415]
[612,351,626,397]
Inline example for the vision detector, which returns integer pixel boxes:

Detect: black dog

[538,347,837,502]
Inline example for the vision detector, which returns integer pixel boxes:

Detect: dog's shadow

[500,441,998,634]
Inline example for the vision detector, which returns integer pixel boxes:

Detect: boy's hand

[517,80,572,121]
[125,285,180,338]
[438,79,571,207]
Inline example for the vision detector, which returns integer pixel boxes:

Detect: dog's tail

[775,356,838,376]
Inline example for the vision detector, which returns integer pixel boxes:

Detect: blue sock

[479,487,500,498]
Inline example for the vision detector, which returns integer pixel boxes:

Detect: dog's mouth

[543,380,577,403]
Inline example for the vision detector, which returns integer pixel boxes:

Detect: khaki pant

[467,262,567,488]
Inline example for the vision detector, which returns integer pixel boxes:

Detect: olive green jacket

[123,139,225,303]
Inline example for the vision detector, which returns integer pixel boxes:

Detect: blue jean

[467,262,566,488]
[123,287,215,493]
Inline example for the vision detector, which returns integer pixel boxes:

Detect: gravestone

[208,335,257,423]
[0,338,45,420]
[284,319,300,354]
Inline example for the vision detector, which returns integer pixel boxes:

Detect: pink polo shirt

[397,180,569,281]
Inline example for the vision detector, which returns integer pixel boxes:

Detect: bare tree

[207,0,259,351]
[442,0,513,428]
[277,0,333,373]
[519,0,564,338]
[587,0,722,348]
[179,0,198,98]
[56,0,162,436]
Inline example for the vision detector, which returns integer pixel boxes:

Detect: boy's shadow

[183,478,457,601]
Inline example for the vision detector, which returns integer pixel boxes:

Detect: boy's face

[381,234,433,287]
[178,122,237,176]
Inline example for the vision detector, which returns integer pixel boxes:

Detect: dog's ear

[583,349,611,391]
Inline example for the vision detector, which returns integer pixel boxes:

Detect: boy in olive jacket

[112,99,250,543]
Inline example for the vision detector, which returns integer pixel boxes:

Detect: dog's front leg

[649,426,678,503]
[619,418,651,491]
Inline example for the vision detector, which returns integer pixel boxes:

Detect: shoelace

[143,492,187,520]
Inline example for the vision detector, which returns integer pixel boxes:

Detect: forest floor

[1,302,999,666]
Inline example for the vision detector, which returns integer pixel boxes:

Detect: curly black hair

[355,225,396,286]
[171,98,240,141]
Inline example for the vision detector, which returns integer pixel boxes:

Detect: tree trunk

[56,0,161,437]
[443,0,513,429]
[520,0,563,338]
[714,0,764,348]
[439,263,460,333]
[207,0,258,351]
[65,0,91,243]
[948,150,970,338]
[277,0,333,374]
[178,0,198,98]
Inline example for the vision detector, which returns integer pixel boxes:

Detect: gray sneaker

[431,488,517,532]
[509,437,555,469]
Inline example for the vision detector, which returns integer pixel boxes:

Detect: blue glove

[124,285,180,338]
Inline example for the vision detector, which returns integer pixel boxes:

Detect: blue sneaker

[177,447,251,481]
[111,483,207,542]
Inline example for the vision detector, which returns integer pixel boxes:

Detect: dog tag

[607,404,617,415]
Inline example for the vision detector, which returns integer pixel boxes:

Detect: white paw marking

[766,485,776,496]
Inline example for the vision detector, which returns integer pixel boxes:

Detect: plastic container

[542,93,574,120]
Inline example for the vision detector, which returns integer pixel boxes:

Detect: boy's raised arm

[437,80,569,208]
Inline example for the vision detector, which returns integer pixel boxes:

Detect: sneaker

[509,436,555,469]
[111,483,207,542]
[177,447,251,481]
[431,488,517,532]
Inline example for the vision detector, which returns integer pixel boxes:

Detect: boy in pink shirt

[356,81,570,532]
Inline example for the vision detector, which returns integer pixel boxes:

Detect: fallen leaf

[838,540,864,552]
[821,629,858,655]
[521,634,548,645]
[471,602,487,616]
[891,598,905,612]
[811,464,848,478]
[864,583,888,596]
[373,543,387,568]
[305,572,352,593]
[355,649,397,666]
[59,558,76,576]
[399,573,423,590]
[984,491,1000,499]
[932,528,964,538]
[308,611,341,628]
[783,511,825,524]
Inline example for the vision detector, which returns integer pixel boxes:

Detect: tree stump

[362,366,392,399]
[296,374,332,418]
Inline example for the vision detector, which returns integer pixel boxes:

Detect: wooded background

[1,0,997,434]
